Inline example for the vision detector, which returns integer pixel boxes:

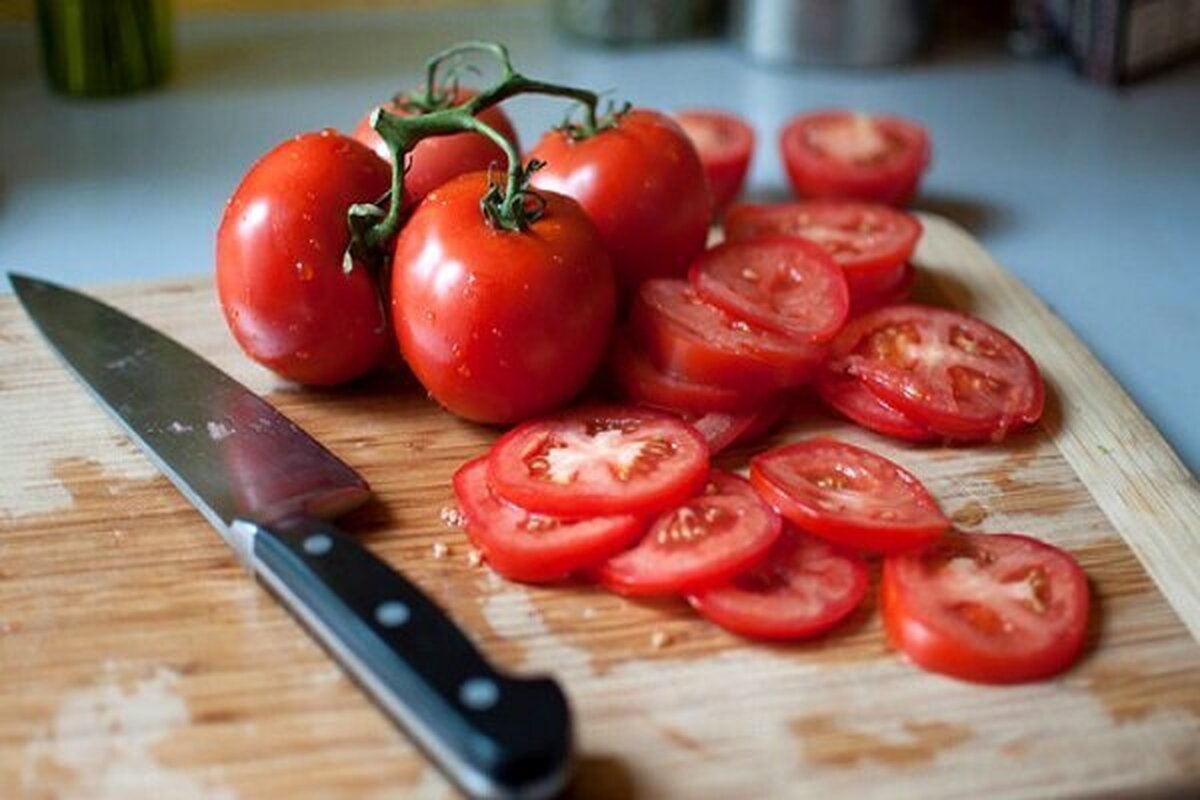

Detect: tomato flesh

[674,109,755,214]
[487,405,710,517]
[750,438,948,554]
[688,528,868,640]
[815,363,935,442]
[689,238,849,343]
[595,471,782,596]
[882,532,1090,684]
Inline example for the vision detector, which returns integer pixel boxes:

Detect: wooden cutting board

[2,215,1199,799]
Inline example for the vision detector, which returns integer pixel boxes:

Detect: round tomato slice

[882,532,1090,684]
[453,457,647,583]
[633,279,826,392]
[684,394,789,454]
[750,438,948,554]
[832,305,1045,440]
[487,405,710,517]
[688,528,868,640]
[594,471,782,596]
[724,200,921,298]
[779,109,931,205]
[850,262,916,316]
[815,362,935,443]
[674,109,755,214]
[689,238,849,343]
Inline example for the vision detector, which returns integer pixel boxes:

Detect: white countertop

[2,6,1198,472]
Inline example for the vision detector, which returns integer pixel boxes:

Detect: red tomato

[780,109,931,205]
[390,172,616,424]
[883,532,1090,683]
[689,237,849,343]
[688,528,868,640]
[595,471,782,596]
[850,262,916,316]
[487,405,710,517]
[216,130,391,386]
[673,109,755,215]
[831,305,1044,440]
[352,87,520,206]
[815,365,935,443]
[686,395,789,454]
[529,109,712,296]
[724,201,921,298]
[750,438,949,554]
[633,280,826,393]
[453,457,647,583]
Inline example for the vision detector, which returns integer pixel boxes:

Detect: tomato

[632,280,825,393]
[595,471,783,596]
[688,528,868,640]
[216,130,391,386]
[850,261,915,316]
[487,405,710,517]
[815,364,935,443]
[390,172,616,424]
[452,457,647,583]
[687,395,789,454]
[882,532,1090,684]
[831,305,1044,440]
[750,438,948,554]
[352,87,520,206]
[689,237,848,343]
[673,109,755,215]
[529,109,712,296]
[779,109,930,205]
[724,201,921,299]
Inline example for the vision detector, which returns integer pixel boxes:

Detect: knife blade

[9,273,572,800]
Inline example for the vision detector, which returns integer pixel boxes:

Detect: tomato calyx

[556,98,633,141]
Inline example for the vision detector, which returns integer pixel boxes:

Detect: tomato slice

[850,261,915,316]
[750,438,948,554]
[632,279,826,392]
[831,305,1045,440]
[685,394,789,454]
[594,471,782,596]
[725,200,921,298]
[883,532,1090,684]
[689,238,849,343]
[674,109,755,214]
[815,362,935,443]
[487,405,710,517]
[779,110,931,205]
[453,457,647,583]
[688,528,868,640]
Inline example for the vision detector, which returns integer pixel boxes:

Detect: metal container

[730,0,933,66]
[552,0,724,44]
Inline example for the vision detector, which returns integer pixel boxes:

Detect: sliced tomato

[883,532,1090,684]
[453,457,647,583]
[689,238,849,343]
[750,438,948,554]
[815,361,935,443]
[831,305,1045,440]
[594,471,782,596]
[674,109,755,215]
[608,329,766,414]
[688,528,868,640]
[487,405,709,517]
[633,279,826,393]
[684,394,789,454]
[850,262,916,316]
[779,110,931,205]
[724,200,921,299]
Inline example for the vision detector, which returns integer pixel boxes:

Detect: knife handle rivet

[375,600,411,628]
[459,677,500,711]
[303,534,333,556]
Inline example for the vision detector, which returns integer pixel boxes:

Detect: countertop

[2,5,1198,473]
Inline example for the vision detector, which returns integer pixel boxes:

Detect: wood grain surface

[2,215,1199,799]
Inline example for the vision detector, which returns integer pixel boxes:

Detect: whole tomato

[391,171,617,424]
[216,130,391,386]
[528,108,712,297]
[352,87,520,207]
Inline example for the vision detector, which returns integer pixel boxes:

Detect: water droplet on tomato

[295,261,315,281]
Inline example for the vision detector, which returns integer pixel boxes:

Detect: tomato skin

[674,109,756,215]
[780,110,931,205]
[216,130,392,386]
[529,109,713,297]
[815,363,935,443]
[391,172,616,424]
[883,533,1090,684]
[850,261,915,316]
[352,87,519,206]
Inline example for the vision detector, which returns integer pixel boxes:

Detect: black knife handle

[237,514,572,800]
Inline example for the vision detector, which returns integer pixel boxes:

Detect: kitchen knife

[9,273,572,800]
